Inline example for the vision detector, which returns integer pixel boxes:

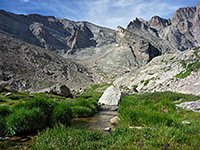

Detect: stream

[0,105,119,149]
[72,105,119,131]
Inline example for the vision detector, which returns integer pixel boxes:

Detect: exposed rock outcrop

[176,100,200,112]
[49,84,72,97]
[0,81,8,92]
[39,84,73,97]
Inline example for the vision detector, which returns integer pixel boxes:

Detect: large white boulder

[98,85,122,105]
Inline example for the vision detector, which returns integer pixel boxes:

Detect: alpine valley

[0,3,200,150]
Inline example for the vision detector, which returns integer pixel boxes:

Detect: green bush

[0,106,12,117]
[71,106,93,117]
[14,97,58,126]
[0,117,7,137]
[0,106,12,136]
[6,107,46,135]
[51,103,72,126]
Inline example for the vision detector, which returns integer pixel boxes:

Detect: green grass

[132,85,138,89]
[85,83,112,92]
[176,48,200,78]
[51,103,72,126]
[0,90,101,136]
[144,80,150,86]
[193,46,200,51]
[118,92,200,149]
[6,107,46,135]
[180,60,187,68]
[170,56,175,61]
[194,50,200,58]
[176,60,200,78]
[140,78,155,86]
[33,92,200,149]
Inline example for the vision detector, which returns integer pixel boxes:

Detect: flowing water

[0,105,119,149]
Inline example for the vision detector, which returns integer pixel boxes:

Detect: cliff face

[0,10,115,55]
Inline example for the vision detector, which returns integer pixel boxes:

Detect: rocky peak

[148,16,171,30]
[117,26,125,33]
[116,26,126,45]
[127,17,151,32]
[0,33,94,91]
[138,18,148,25]
[127,18,142,29]
[171,6,196,25]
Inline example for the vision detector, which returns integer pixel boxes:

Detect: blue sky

[0,0,199,29]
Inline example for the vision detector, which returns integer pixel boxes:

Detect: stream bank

[0,105,119,149]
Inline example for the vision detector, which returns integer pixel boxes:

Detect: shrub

[0,117,7,137]
[144,80,150,86]
[51,103,72,126]
[0,106,12,117]
[14,97,58,126]
[71,106,93,117]
[0,106,12,136]
[6,107,46,135]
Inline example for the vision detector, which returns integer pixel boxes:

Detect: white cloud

[80,0,179,29]
[22,0,30,2]
[16,0,180,29]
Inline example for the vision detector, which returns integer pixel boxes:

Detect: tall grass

[0,91,101,136]
[6,107,46,135]
[51,103,72,126]
[0,106,12,136]
[33,92,200,149]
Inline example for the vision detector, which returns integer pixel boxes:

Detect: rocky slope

[114,46,200,96]
[0,33,94,92]
[0,10,115,55]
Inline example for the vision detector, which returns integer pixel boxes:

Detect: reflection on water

[72,105,119,131]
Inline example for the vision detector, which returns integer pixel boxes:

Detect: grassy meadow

[0,85,200,149]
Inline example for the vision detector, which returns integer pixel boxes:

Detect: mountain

[66,4,200,78]
[0,10,115,55]
[0,33,94,91]
[0,4,199,92]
